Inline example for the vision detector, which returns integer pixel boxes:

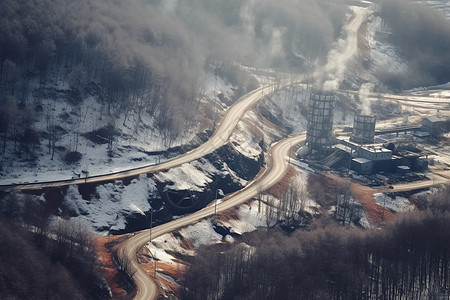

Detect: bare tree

[22,196,50,245]
[117,247,136,279]
[333,180,352,226]
[264,194,276,228]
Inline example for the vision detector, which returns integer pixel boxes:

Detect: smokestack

[351,114,376,144]
[306,90,336,157]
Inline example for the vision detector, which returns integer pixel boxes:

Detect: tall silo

[351,114,376,144]
[306,90,336,157]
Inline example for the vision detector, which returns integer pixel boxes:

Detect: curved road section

[119,133,306,300]
[0,83,276,192]
[121,2,374,299]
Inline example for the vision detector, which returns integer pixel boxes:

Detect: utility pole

[150,209,156,279]
[215,190,218,215]
[147,207,156,278]
[215,189,223,215]
[149,207,153,241]
[347,147,353,177]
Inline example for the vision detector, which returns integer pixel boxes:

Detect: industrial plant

[299,89,447,186]
[305,90,336,157]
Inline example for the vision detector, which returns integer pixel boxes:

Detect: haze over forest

[1,0,450,135]
[1,0,450,298]
[0,0,347,134]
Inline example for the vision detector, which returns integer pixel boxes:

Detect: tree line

[0,0,202,159]
[0,0,354,162]
[0,192,110,299]
[182,185,450,299]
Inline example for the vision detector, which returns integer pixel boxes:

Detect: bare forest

[183,186,450,300]
[0,0,349,164]
[0,193,110,299]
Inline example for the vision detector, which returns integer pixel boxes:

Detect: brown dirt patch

[350,183,395,226]
[97,235,135,299]
[324,173,396,226]
[267,165,298,198]
[158,261,187,282]
[172,230,194,251]
[219,207,241,222]
[158,272,182,295]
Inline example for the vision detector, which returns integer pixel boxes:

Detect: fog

[2,0,449,127]
[0,0,348,112]
[378,0,450,89]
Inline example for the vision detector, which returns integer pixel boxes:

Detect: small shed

[351,157,373,174]
[422,116,444,137]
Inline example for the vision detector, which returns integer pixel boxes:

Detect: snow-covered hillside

[0,70,238,185]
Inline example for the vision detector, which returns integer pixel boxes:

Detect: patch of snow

[373,193,415,213]
[64,174,156,233]
[359,212,371,229]
[224,235,235,243]
[290,159,314,172]
[243,110,283,144]
[179,219,222,248]
[151,233,195,257]
[146,243,182,267]
[230,118,263,161]
[268,88,308,133]
[221,202,269,235]
[202,71,235,105]
[154,158,221,192]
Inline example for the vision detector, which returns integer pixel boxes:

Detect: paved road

[120,3,375,299]
[339,89,450,111]
[0,1,374,193]
[0,83,277,192]
[119,133,307,300]
[377,170,450,193]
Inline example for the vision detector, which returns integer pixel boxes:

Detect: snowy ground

[64,174,157,233]
[373,193,415,213]
[144,164,321,292]
[0,71,236,185]
[154,159,217,192]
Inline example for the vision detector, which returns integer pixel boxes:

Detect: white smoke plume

[315,6,370,91]
[358,82,374,115]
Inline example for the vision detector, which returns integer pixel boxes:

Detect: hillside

[1,1,450,299]
[0,0,348,183]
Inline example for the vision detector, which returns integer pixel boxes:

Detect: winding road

[0,84,277,192]
[119,133,307,300]
[120,3,375,299]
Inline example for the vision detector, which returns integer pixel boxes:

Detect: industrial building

[422,116,444,137]
[306,91,336,157]
[302,90,432,177]
[329,138,428,175]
